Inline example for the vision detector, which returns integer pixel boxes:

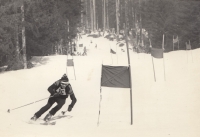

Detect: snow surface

[0,34,200,137]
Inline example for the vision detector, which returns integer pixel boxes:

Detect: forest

[0,0,200,71]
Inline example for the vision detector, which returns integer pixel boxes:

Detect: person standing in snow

[31,74,77,122]
[82,46,87,56]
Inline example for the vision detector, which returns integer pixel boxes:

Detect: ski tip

[7,109,10,113]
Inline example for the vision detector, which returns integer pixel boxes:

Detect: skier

[82,46,87,56]
[30,74,77,122]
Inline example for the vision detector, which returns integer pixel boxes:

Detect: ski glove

[68,105,73,112]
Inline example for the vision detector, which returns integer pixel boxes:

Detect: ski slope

[0,34,200,137]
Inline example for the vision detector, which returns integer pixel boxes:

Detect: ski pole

[7,96,53,113]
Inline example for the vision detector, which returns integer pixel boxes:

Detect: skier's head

[60,74,69,88]
[61,74,69,82]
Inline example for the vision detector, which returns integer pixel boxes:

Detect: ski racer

[30,74,77,122]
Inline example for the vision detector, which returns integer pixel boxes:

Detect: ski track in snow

[0,34,200,137]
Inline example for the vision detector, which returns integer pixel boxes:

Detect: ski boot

[44,113,53,122]
[30,115,37,121]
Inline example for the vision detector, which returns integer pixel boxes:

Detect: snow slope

[0,34,200,137]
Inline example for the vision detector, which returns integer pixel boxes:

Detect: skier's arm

[69,93,77,107]
[48,84,56,95]
[68,93,77,111]
[48,80,60,95]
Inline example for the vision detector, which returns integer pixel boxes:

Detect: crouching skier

[30,74,77,122]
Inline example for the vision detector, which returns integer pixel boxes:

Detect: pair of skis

[28,111,68,126]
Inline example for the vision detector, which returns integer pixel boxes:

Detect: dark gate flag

[101,65,130,88]
[151,48,163,58]
[110,49,116,54]
[67,59,74,66]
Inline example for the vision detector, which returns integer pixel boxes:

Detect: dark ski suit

[34,79,77,118]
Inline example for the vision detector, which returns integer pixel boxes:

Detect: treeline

[1,0,200,71]
[0,0,82,70]
[83,0,200,52]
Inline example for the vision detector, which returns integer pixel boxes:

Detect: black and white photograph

[0,0,200,137]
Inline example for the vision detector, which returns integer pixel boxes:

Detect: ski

[26,120,56,125]
[40,121,56,125]
[50,114,71,121]
[25,111,69,125]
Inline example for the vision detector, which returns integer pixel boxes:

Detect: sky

[0,33,200,137]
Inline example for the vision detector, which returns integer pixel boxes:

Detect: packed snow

[0,34,200,137]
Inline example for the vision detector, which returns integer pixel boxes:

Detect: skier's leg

[34,97,55,118]
[49,98,66,116]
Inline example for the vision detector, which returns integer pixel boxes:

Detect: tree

[0,0,82,70]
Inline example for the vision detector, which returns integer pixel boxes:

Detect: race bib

[56,87,66,95]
